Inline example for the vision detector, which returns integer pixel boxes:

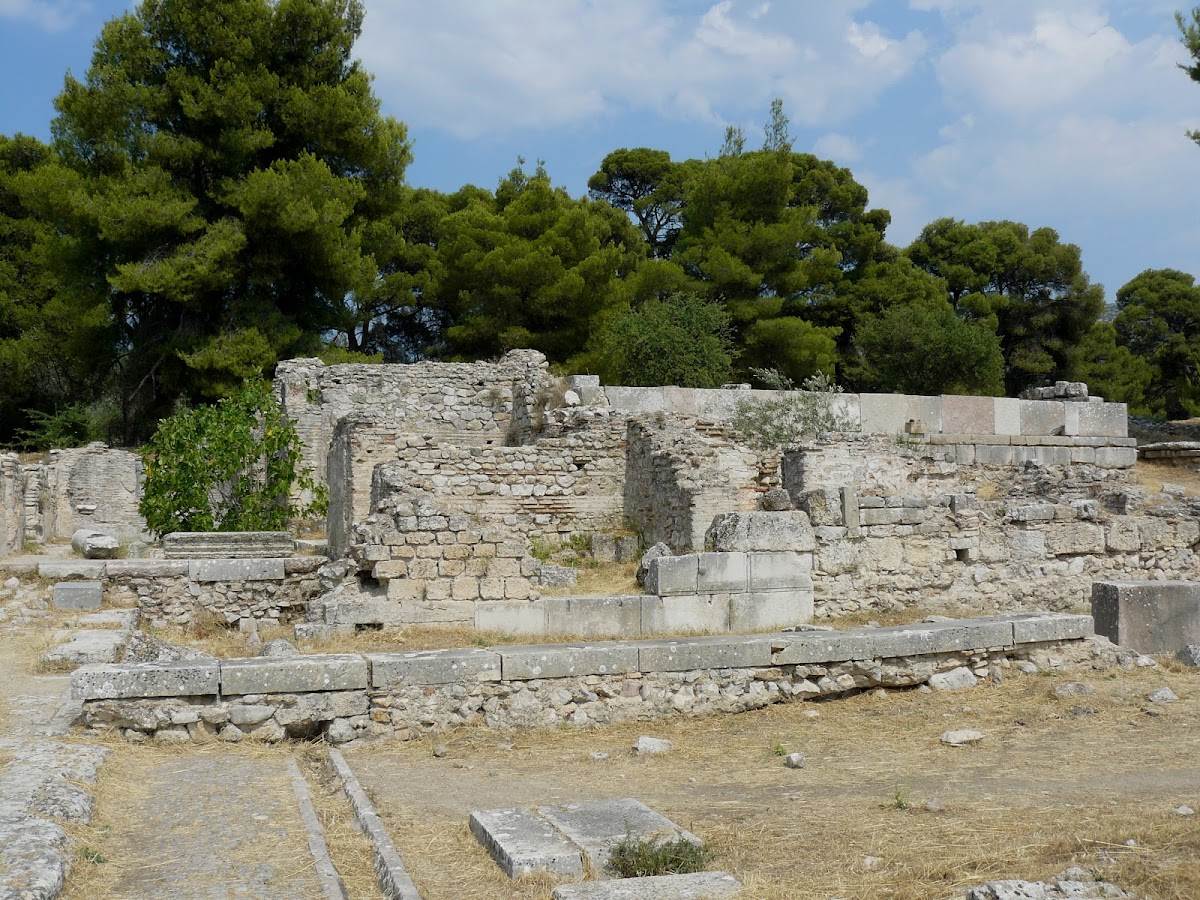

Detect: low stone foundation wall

[72,613,1106,744]
[19,557,327,628]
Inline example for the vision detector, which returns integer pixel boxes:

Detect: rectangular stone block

[72,660,220,700]
[399,600,475,624]
[328,598,405,626]
[549,872,742,900]
[865,617,1016,658]
[105,560,190,577]
[942,395,996,435]
[539,799,699,874]
[469,807,584,879]
[163,530,295,559]
[368,648,502,686]
[189,558,285,582]
[51,581,103,610]
[695,552,747,593]
[475,600,546,636]
[1019,400,1065,436]
[1009,613,1094,644]
[641,594,730,634]
[975,443,1014,465]
[1076,402,1127,438]
[1092,581,1200,657]
[1095,446,1137,468]
[544,595,648,639]
[499,644,639,680]
[1044,523,1105,556]
[747,552,813,591]
[637,635,774,671]
[39,560,106,579]
[220,654,368,695]
[993,398,1021,435]
[729,590,812,632]
[644,555,698,596]
[770,630,876,664]
[601,386,667,415]
[859,393,941,435]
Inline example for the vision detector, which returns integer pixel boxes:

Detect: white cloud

[0,0,88,30]
[357,1,928,138]
[812,132,864,163]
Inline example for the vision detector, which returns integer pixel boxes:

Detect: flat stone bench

[1092,581,1200,657]
[163,531,296,559]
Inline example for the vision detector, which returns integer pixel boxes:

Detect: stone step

[551,872,742,899]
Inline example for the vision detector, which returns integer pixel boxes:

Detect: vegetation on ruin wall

[3,2,1200,448]
[139,379,326,538]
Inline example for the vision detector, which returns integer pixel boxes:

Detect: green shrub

[139,378,326,537]
[732,369,855,450]
[606,835,713,878]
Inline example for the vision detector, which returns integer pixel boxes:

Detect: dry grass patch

[297,748,382,900]
[344,663,1199,900]
[1134,459,1200,498]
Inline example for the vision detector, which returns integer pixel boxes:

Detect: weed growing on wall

[139,379,326,537]
[732,368,855,450]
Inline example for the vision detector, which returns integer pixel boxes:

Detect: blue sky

[1,0,1198,302]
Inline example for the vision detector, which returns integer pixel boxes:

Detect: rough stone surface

[50,581,103,611]
[70,528,120,560]
[550,872,742,900]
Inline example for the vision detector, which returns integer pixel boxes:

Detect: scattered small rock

[590,751,609,762]
[759,488,794,511]
[1161,482,1187,496]
[1053,681,1094,699]
[784,752,805,769]
[258,638,299,657]
[929,667,979,692]
[1176,645,1200,667]
[1135,655,1157,668]
[923,798,944,813]
[1147,687,1179,704]
[940,729,985,747]
[432,744,448,758]
[1172,805,1194,817]
[1015,660,1039,674]
[861,856,883,871]
[633,736,671,755]
[1068,705,1096,717]
[802,709,820,719]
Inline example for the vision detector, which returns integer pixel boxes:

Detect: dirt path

[62,746,331,900]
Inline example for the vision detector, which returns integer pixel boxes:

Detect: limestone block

[706,511,815,553]
[993,398,1021,435]
[163,531,295,559]
[799,489,842,526]
[545,595,648,638]
[499,644,639,679]
[220,654,368,695]
[975,444,1014,465]
[644,555,698,596]
[39,560,106,579]
[641,594,730,634]
[747,552,813,591]
[1075,402,1127,438]
[863,537,903,572]
[189,559,286,582]
[51,581,103,610]
[1092,581,1200,657]
[538,798,701,875]
[942,395,996,435]
[399,600,475,624]
[369,648,501,686]
[637,635,774,671]
[475,599,547,636]
[72,661,219,700]
[1007,503,1056,524]
[328,598,405,626]
[469,806,584,879]
[1010,530,1046,560]
[105,560,189,577]
[906,539,950,567]
[859,394,942,435]
[1044,523,1105,556]
[771,630,875,665]
[730,590,812,631]
[602,386,666,415]
[1106,519,1140,552]
[71,528,119,559]
[1009,613,1094,644]
[695,552,748,593]
[815,540,860,576]
[1095,446,1137,468]
[1018,400,1065,436]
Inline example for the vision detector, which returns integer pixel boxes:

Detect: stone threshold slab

[471,798,698,882]
[551,872,742,900]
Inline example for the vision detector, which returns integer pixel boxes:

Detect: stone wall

[757,435,1200,618]
[623,418,772,552]
[24,558,325,628]
[276,349,550,497]
[72,612,1105,744]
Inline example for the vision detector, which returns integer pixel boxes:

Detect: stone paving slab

[539,798,700,874]
[550,871,742,899]
[41,629,128,665]
[471,798,701,882]
[100,752,329,899]
[72,660,220,700]
[469,806,585,879]
[50,581,102,611]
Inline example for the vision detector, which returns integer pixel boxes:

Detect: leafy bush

[732,369,855,450]
[606,835,713,878]
[139,379,326,537]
